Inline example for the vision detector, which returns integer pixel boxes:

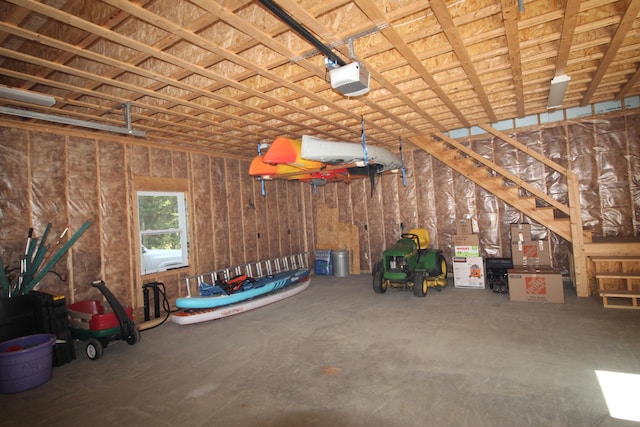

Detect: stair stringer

[409,133,589,296]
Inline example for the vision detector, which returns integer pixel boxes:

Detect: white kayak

[300,135,402,173]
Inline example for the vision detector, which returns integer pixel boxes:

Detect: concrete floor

[2,273,640,427]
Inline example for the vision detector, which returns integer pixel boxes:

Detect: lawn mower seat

[408,228,430,250]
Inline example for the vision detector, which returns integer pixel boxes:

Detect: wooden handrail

[431,132,570,216]
[477,125,569,175]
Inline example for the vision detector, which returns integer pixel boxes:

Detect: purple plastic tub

[0,333,56,393]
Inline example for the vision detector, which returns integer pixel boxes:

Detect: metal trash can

[332,250,349,277]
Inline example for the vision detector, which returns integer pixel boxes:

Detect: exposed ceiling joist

[500,0,525,118]
[554,0,582,77]
[429,0,498,123]
[0,0,637,154]
[581,0,640,106]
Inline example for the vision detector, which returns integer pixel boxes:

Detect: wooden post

[567,171,589,296]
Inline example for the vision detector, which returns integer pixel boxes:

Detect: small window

[137,191,189,275]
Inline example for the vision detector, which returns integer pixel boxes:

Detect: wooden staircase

[410,127,589,296]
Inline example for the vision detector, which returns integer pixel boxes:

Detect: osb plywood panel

[315,204,360,274]
[316,203,338,243]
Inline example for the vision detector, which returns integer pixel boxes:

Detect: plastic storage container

[66,300,133,331]
[0,333,56,393]
[332,250,349,277]
[314,250,333,275]
[0,295,37,343]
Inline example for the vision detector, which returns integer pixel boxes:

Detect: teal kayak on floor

[175,268,310,309]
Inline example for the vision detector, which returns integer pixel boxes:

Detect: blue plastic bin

[314,250,333,275]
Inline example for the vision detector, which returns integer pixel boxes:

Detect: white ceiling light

[0,86,56,107]
[547,74,570,109]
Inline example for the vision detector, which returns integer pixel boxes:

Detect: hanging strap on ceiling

[361,115,368,164]
[361,115,377,197]
[399,137,407,187]
[257,143,266,197]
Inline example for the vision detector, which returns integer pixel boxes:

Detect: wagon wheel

[126,326,141,345]
[86,338,104,360]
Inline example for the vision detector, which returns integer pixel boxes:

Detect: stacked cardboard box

[509,224,551,267]
[507,224,564,303]
[453,219,484,289]
[453,218,479,257]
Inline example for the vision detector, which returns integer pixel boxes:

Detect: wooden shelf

[595,272,640,279]
[592,256,640,309]
[598,289,640,309]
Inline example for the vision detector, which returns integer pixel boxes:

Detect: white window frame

[137,190,189,275]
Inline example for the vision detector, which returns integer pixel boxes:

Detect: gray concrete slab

[2,274,640,427]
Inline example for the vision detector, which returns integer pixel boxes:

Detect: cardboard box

[454,246,480,257]
[510,224,532,243]
[453,234,480,257]
[453,256,485,288]
[511,240,551,267]
[455,218,473,235]
[452,234,479,246]
[508,268,564,303]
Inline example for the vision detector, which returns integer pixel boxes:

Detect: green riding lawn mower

[372,228,448,297]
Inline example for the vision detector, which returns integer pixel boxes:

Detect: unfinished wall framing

[1,109,638,312]
[309,111,640,276]
[0,122,314,315]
